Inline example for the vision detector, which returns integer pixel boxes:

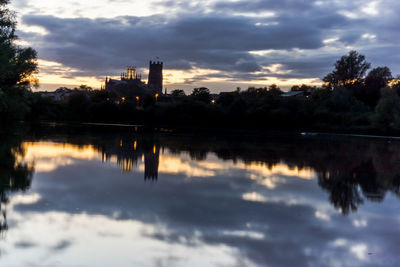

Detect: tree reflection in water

[14,124,400,216]
[0,132,34,233]
[60,127,400,215]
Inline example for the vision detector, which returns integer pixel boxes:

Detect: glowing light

[133,141,137,151]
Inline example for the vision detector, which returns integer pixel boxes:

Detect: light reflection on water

[1,129,400,267]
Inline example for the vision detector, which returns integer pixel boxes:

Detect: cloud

[14,240,37,249]
[8,133,400,266]
[20,13,325,78]
[15,0,400,90]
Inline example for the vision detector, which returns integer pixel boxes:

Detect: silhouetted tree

[0,0,37,124]
[171,89,186,97]
[77,84,92,91]
[373,87,400,131]
[291,84,317,92]
[191,87,212,103]
[0,130,34,233]
[391,79,400,96]
[68,91,92,120]
[0,0,37,88]
[268,84,282,96]
[358,67,393,106]
[323,51,370,89]
[318,173,364,215]
[327,87,366,112]
[366,67,392,90]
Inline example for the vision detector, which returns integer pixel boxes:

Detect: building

[101,138,160,180]
[104,61,163,97]
[148,61,163,94]
[280,91,308,98]
[38,87,74,100]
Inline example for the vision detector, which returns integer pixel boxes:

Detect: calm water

[0,125,399,267]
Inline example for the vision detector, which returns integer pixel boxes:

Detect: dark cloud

[14,241,37,249]
[51,240,72,251]
[20,13,325,79]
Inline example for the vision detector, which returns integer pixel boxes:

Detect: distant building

[104,61,163,97]
[101,139,160,180]
[148,61,163,95]
[280,91,308,98]
[145,145,159,180]
[38,87,74,100]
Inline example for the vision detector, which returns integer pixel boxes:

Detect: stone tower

[148,61,163,94]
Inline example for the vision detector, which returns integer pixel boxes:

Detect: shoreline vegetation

[2,1,400,136]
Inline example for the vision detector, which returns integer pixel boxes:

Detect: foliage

[0,0,37,125]
[191,87,212,103]
[372,87,400,131]
[323,50,371,89]
[366,67,392,89]
[171,89,186,97]
[355,67,394,107]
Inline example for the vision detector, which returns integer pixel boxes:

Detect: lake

[0,124,399,267]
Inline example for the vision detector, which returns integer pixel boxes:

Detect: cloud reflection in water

[0,133,399,267]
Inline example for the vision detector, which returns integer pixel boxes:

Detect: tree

[171,89,186,97]
[291,85,301,91]
[361,67,393,106]
[191,87,212,103]
[0,0,37,88]
[373,87,400,131]
[0,0,38,124]
[366,67,392,89]
[323,51,371,89]
[77,84,92,91]
[391,79,400,96]
[268,84,282,96]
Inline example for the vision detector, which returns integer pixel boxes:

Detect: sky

[10,0,400,92]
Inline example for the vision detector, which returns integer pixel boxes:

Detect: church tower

[148,61,163,94]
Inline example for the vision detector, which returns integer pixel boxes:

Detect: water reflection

[15,132,400,215]
[1,127,400,266]
[101,139,160,180]
[0,133,34,233]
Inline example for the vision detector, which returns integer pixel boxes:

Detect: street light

[155,93,159,103]
[136,96,140,105]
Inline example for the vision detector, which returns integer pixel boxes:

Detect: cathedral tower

[148,61,163,94]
